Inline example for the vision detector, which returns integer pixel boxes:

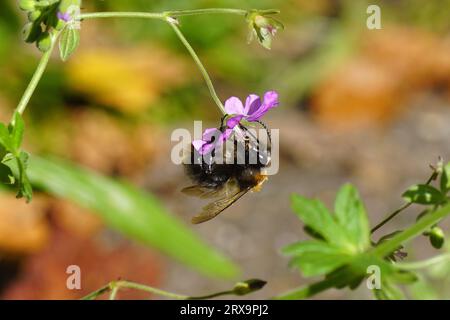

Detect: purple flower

[57,11,72,23]
[225,91,279,129]
[192,128,233,155]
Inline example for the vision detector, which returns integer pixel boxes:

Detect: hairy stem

[371,171,437,234]
[273,277,337,300]
[12,32,59,123]
[165,8,247,17]
[80,12,165,20]
[81,280,188,300]
[167,19,226,114]
[372,202,450,257]
[80,8,248,21]
[82,279,263,300]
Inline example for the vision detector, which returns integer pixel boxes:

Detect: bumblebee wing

[181,185,225,199]
[191,186,251,224]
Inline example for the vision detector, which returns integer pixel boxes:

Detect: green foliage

[0,112,32,202]
[402,184,446,205]
[440,162,450,194]
[281,178,450,300]
[26,155,239,279]
[18,0,81,52]
[59,26,79,61]
[284,184,371,277]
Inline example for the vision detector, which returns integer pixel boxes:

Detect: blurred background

[0,0,449,299]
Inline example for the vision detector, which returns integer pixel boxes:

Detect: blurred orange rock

[50,199,103,238]
[312,27,450,130]
[68,110,162,179]
[1,224,163,300]
[66,46,191,114]
[0,194,49,254]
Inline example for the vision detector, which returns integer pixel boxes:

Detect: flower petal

[224,97,245,115]
[192,140,206,152]
[201,143,216,155]
[263,90,279,108]
[246,90,279,121]
[226,115,244,129]
[202,128,221,142]
[244,94,262,115]
[220,128,233,141]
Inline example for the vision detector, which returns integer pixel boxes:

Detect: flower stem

[80,8,248,21]
[81,280,188,300]
[273,277,337,300]
[80,12,165,20]
[165,8,247,17]
[370,171,437,234]
[12,32,59,123]
[81,279,264,300]
[372,202,450,257]
[167,19,226,115]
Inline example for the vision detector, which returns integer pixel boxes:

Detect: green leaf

[402,184,445,205]
[334,184,370,251]
[291,194,353,251]
[17,151,32,202]
[10,112,25,152]
[440,162,450,194]
[283,240,352,276]
[2,151,33,202]
[0,123,13,151]
[59,26,80,61]
[27,155,238,279]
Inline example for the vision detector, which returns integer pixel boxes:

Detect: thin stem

[273,277,336,300]
[80,12,165,20]
[371,172,437,234]
[81,284,110,300]
[188,290,233,300]
[165,8,247,17]
[395,253,450,270]
[118,281,189,300]
[12,32,59,122]
[372,202,450,257]
[167,20,226,115]
[109,285,119,300]
[80,8,248,21]
[81,280,188,300]
[81,280,265,300]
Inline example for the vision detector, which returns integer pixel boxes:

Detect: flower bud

[22,22,41,43]
[233,279,266,296]
[54,18,66,31]
[19,0,36,11]
[28,9,42,22]
[247,11,284,50]
[37,31,52,52]
[429,226,445,249]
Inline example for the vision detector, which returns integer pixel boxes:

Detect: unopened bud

[429,226,445,249]
[37,31,52,52]
[19,0,36,11]
[233,279,267,296]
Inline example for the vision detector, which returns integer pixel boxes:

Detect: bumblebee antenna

[255,120,272,147]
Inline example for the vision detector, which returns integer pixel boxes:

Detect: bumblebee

[183,118,271,224]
